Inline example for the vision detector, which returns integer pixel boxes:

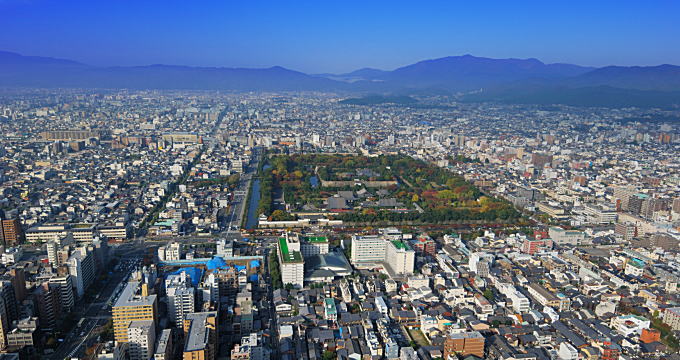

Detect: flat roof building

[443,331,485,358]
[279,237,304,288]
[112,282,157,343]
[182,312,218,360]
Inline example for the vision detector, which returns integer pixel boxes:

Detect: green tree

[322,350,337,360]
[436,190,457,200]
[100,319,114,341]
[270,209,294,221]
[483,288,494,301]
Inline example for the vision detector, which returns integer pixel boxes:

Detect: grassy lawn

[407,328,431,347]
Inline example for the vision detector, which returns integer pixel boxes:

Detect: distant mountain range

[338,95,417,105]
[339,55,596,90]
[1,50,680,107]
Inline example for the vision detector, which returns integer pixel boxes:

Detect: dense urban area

[0,89,679,360]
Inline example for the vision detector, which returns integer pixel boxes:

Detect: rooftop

[128,320,154,334]
[324,298,337,315]
[447,331,484,340]
[113,281,156,308]
[154,329,172,355]
[391,240,410,251]
[184,312,217,352]
[279,237,303,263]
[301,235,328,243]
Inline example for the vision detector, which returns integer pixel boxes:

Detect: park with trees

[255,153,521,225]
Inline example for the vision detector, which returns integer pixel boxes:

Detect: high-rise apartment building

[615,222,637,241]
[384,240,415,275]
[531,153,553,169]
[0,218,24,247]
[613,186,637,211]
[299,235,329,257]
[215,239,233,258]
[672,198,680,214]
[182,312,218,360]
[0,282,17,325]
[627,194,645,215]
[278,237,304,288]
[351,235,414,275]
[8,267,26,303]
[127,320,156,360]
[113,282,158,343]
[48,275,75,312]
[153,329,173,360]
[350,235,387,266]
[67,247,96,298]
[39,130,99,141]
[521,238,552,255]
[165,273,195,328]
[469,252,495,277]
[32,282,61,330]
[0,296,8,351]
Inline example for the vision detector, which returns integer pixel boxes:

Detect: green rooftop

[324,298,337,315]
[301,236,328,243]
[279,237,303,263]
[391,240,410,250]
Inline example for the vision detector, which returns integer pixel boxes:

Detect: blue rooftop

[167,267,203,287]
[207,256,228,270]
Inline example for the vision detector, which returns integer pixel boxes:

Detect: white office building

[67,247,96,299]
[158,242,181,261]
[216,239,233,258]
[385,240,415,275]
[351,235,414,275]
[549,227,586,246]
[127,320,156,360]
[350,235,387,266]
[279,236,304,288]
[299,235,329,258]
[165,273,195,327]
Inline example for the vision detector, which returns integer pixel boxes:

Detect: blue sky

[1,0,679,73]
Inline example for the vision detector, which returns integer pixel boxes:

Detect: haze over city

[0,2,679,360]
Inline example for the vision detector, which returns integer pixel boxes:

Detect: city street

[48,244,147,360]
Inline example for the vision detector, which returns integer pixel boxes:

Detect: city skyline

[1,1,679,359]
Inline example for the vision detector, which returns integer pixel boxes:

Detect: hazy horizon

[1,0,679,73]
